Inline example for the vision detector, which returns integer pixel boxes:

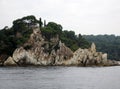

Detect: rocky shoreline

[1,27,119,67]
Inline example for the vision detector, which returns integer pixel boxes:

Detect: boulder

[4,57,17,66]
[102,53,107,61]
[13,47,27,63]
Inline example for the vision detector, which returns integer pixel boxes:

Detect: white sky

[0,0,120,35]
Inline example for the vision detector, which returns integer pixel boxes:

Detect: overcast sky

[0,0,120,35]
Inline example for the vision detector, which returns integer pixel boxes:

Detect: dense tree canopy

[41,22,62,40]
[60,31,90,51]
[0,15,37,55]
[12,15,38,34]
[41,22,90,51]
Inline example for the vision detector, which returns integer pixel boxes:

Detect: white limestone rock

[90,43,96,52]
[4,57,17,66]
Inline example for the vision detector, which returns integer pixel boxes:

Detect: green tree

[41,22,62,40]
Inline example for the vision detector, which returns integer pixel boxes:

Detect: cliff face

[4,27,73,66]
[3,27,119,66]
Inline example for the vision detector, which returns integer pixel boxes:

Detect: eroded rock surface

[3,27,119,66]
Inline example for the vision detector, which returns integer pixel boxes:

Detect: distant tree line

[0,15,90,58]
[84,35,120,60]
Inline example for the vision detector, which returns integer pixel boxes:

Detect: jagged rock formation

[69,43,118,66]
[4,27,73,66]
[3,27,119,66]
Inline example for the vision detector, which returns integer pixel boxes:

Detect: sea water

[0,66,120,89]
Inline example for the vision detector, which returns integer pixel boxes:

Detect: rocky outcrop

[6,27,73,66]
[11,41,73,66]
[69,43,118,66]
[4,57,17,66]
[3,27,119,66]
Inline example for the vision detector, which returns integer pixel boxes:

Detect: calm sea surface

[0,66,120,89]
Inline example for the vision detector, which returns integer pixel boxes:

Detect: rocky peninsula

[3,27,119,66]
[0,15,119,66]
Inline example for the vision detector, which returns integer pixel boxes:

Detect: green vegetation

[0,15,37,55]
[41,22,62,40]
[41,22,90,51]
[0,15,90,58]
[60,31,90,51]
[84,35,120,60]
